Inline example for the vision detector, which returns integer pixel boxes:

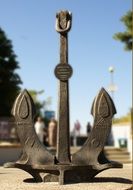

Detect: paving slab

[0,164,132,190]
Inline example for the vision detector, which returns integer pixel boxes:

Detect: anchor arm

[72,88,116,165]
[11,89,54,165]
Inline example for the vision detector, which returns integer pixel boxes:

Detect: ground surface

[0,164,132,190]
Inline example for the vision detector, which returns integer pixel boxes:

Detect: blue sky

[0,0,131,133]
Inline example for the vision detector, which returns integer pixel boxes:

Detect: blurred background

[0,1,132,165]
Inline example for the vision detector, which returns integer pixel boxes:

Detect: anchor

[4,10,123,185]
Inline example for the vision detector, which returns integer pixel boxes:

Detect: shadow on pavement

[23,176,133,185]
[89,177,132,184]
[23,178,39,183]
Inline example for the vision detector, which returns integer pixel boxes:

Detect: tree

[113,111,131,124]
[0,28,22,116]
[28,90,52,119]
[28,90,45,117]
[113,10,132,51]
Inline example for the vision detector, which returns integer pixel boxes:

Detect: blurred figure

[73,120,81,146]
[106,129,114,146]
[43,127,49,146]
[10,127,18,142]
[34,116,45,143]
[74,120,81,136]
[86,122,92,135]
[48,118,57,147]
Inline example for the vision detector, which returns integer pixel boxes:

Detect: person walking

[48,118,57,147]
[86,122,92,135]
[34,116,45,143]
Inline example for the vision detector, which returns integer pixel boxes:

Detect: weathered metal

[55,11,72,164]
[4,10,123,185]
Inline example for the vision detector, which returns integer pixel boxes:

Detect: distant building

[44,111,55,120]
[0,117,18,142]
[112,122,131,148]
[112,122,132,160]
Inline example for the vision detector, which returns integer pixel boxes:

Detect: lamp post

[108,66,117,146]
[108,66,117,101]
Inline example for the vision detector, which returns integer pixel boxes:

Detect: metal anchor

[4,10,123,185]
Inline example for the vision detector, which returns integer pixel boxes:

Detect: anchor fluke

[72,88,118,166]
[11,89,36,121]
[91,88,116,118]
[5,90,54,181]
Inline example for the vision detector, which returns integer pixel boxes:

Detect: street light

[108,66,117,146]
[108,66,117,100]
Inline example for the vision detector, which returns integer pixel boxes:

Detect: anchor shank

[55,11,72,164]
[57,80,70,163]
[60,34,68,63]
[57,31,70,164]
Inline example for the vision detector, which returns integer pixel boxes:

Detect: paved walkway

[0,164,132,190]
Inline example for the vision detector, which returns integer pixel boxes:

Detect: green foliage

[28,90,52,122]
[0,28,22,116]
[113,11,132,51]
[28,90,52,125]
[113,111,131,124]
[28,90,45,117]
